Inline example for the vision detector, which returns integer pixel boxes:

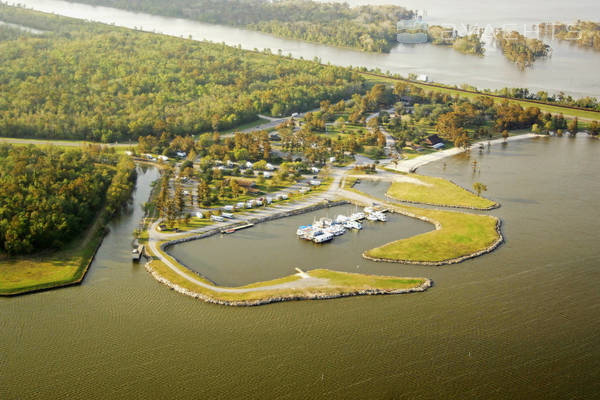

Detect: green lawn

[386,173,498,209]
[0,228,104,295]
[364,205,500,264]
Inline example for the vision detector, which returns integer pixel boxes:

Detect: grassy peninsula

[364,205,501,265]
[386,174,498,210]
[146,245,430,305]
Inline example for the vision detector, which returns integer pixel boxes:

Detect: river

[1,136,599,399]
[9,0,600,98]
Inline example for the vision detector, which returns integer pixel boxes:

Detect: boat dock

[221,223,254,234]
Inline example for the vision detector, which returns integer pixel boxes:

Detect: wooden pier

[221,223,254,234]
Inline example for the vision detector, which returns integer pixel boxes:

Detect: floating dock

[221,223,254,234]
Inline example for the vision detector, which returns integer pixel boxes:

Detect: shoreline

[387,133,542,173]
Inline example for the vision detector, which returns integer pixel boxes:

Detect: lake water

[2,136,599,399]
[11,0,600,98]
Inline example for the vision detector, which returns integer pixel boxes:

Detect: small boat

[296,225,310,236]
[374,211,387,222]
[344,220,362,230]
[335,214,348,223]
[224,228,236,234]
[325,224,345,236]
[364,206,374,214]
[313,232,334,243]
[350,212,365,221]
[132,245,144,262]
[366,214,378,222]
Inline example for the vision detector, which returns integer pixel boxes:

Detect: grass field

[0,228,104,295]
[386,173,498,209]
[364,205,500,264]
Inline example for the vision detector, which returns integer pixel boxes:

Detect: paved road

[386,133,542,173]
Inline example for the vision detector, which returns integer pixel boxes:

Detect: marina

[296,207,388,243]
[168,204,430,287]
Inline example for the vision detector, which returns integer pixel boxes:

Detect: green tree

[473,182,488,197]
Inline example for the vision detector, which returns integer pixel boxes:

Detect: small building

[176,151,187,158]
[432,142,445,150]
[309,180,321,186]
[416,74,429,82]
[311,167,320,174]
[125,151,133,156]
[158,155,169,161]
[223,205,235,212]
[425,134,444,146]
[329,157,336,163]
[265,163,275,171]
[269,133,281,141]
[245,161,253,169]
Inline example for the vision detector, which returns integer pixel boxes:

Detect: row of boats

[296,207,387,243]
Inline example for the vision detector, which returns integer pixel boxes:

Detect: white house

[176,151,187,158]
[158,155,169,161]
[311,167,320,174]
[245,161,253,169]
[265,163,275,171]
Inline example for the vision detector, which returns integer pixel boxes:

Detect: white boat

[364,206,374,214]
[313,232,334,243]
[296,225,310,236]
[344,220,362,230]
[335,214,348,223]
[351,212,365,221]
[366,214,378,221]
[325,224,345,236]
[314,217,332,229]
[374,211,386,222]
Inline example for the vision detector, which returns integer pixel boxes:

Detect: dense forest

[60,0,413,52]
[539,21,600,51]
[0,145,136,255]
[0,5,364,142]
[494,30,550,69]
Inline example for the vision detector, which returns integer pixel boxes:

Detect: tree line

[59,0,413,53]
[0,145,136,255]
[540,21,600,51]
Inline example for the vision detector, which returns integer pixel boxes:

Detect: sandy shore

[387,133,542,173]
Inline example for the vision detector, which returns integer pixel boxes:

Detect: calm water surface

[1,137,599,399]
[11,0,600,97]
[169,204,431,287]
